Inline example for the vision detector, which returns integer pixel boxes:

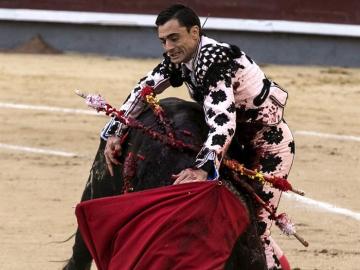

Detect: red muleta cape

[75,181,249,270]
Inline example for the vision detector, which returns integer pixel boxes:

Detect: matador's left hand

[172,168,208,185]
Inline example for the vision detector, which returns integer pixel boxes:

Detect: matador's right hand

[104,135,122,177]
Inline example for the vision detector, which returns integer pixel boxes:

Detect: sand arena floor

[0,52,359,270]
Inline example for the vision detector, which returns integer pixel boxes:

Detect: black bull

[63,97,267,270]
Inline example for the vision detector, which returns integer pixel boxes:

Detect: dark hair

[155,4,201,33]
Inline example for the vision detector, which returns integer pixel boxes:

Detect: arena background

[0,1,360,270]
[0,0,360,66]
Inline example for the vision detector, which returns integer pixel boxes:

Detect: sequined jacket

[101,36,288,179]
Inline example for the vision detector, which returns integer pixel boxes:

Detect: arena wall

[1,0,359,24]
[0,1,359,66]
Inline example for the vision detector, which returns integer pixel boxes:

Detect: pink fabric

[251,120,295,268]
[76,181,249,270]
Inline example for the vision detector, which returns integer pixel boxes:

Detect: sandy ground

[0,52,359,270]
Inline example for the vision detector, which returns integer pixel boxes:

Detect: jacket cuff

[100,118,120,140]
[197,160,219,180]
[194,148,220,180]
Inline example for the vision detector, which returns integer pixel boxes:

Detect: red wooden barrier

[0,0,359,25]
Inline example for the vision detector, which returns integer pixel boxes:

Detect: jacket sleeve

[100,56,181,140]
[193,80,236,180]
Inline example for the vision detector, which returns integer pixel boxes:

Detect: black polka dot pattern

[209,127,216,133]
[133,86,141,93]
[260,154,282,173]
[227,102,236,113]
[214,113,230,126]
[263,127,284,145]
[211,134,227,147]
[145,79,155,87]
[137,76,147,84]
[206,108,216,118]
[210,89,227,104]
[288,141,295,154]
[259,190,274,202]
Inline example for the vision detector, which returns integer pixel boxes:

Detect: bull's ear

[169,70,184,87]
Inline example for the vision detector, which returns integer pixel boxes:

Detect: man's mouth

[169,51,181,59]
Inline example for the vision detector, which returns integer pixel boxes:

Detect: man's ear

[190,25,200,40]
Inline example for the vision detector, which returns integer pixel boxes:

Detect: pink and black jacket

[101,36,288,179]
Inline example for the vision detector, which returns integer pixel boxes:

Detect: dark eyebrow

[159,33,180,41]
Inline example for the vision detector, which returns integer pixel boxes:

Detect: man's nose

[164,40,175,52]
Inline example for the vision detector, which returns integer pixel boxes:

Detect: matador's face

[158,18,200,64]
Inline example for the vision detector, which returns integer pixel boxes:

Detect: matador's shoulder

[195,43,243,88]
